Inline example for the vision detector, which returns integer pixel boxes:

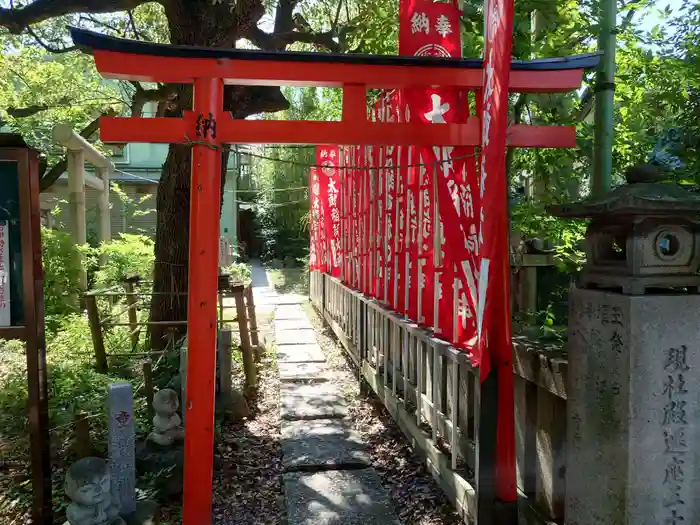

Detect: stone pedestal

[566,285,700,525]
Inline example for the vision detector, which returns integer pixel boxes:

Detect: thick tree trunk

[147,1,232,349]
[147,1,288,349]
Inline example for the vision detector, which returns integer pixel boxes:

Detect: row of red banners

[310,0,480,355]
[309,0,517,502]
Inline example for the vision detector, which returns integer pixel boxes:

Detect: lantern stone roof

[548,164,700,219]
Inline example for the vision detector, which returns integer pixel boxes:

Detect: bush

[222,261,252,283]
[41,226,83,321]
[91,233,155,287]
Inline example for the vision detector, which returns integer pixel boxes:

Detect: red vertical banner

[384,92,400,311]
[375,99,386,302]
[479,0,517,503]
[309,167,320,271]
[359,146,371,295]
[394,90,408,316]
[348,148,357,288]
[399,0,462,330]
[317,146,342,277]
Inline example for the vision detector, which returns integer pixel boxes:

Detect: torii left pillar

[182,77,224,524]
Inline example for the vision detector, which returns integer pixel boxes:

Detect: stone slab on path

[276,319,313,331]
[277,328,318,345]
[279,362,331,382]
[277,344,326,364]
[281,419,370,471]
[280,383,348,420]
[276,304,309,320]
[284,469,400,525]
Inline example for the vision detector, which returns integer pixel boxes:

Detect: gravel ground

[160,309,286,525]
[302,303,463,525]
[211,352,286,525]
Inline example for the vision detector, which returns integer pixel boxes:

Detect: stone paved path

[274,294,401,525]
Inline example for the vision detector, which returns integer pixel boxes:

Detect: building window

[105,143,129,164]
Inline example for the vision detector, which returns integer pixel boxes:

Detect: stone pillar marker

[107,382,136,516]
[549,165,700,525]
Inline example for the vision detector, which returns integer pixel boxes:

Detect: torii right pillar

[550,167,700,525]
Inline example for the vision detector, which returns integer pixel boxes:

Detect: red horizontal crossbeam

[93,50,583,94]
[99,116,576,148]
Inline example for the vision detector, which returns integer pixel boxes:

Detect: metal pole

[232,146,239,260]
[592,0,617,196]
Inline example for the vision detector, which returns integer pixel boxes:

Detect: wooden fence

[310,271,569,525]
[84,278,261,390]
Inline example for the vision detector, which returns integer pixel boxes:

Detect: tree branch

[24,26,78,53]
[245,25,340,52]
[127,10,142,39]
[274,0,302,35]
[40,109,116,192]
[129,81,176,117]
[0,0,151,34]
[224,86,289,118]
[6,97,71,118]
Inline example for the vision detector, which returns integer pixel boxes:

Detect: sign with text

[0,221,9,327]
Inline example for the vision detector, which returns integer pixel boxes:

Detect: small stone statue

[148,389,185,446]
[64,457,125,525]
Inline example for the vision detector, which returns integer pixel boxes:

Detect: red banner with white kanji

[317,146,342,277]
[309,167,328,272]
[400,0,469,334]
[480,0,517,502]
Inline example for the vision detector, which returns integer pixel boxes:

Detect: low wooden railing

[311,271,569,524]
[84,277,262,391]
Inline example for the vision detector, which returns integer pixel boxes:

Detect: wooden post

[218,329,232,396]
[124,281,139,348]
[218,290,224,330]
[143,360,155,422]
[96,166,111,254]
[67,149,88,292]
[85,294,108,373]
[245,286,260,348]
[234,291,256,389]
[73,412,93,460]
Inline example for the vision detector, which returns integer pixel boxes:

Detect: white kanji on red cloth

[411,11,430,34]
[435,14,453,38]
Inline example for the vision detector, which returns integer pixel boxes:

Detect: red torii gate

[70,26,595,525]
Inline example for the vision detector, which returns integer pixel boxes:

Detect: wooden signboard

[0,134,52,524]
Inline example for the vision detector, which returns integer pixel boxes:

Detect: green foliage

[111,183,156,236]
[91,233,155,287]
[41,226,83,321]
[0,44,127,167]
[222,261,252,283]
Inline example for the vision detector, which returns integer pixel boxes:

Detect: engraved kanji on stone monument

[107,382,136,516]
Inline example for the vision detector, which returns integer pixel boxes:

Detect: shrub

[41,226,83,321]
[91,233,155,287]
[222,261,252,283]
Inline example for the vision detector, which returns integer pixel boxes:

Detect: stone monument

[64,457,125,525]
[107,383,136,516]
[549,166,700,525]
[147,388,185,446]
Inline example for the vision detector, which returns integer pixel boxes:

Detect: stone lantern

[550,165,700,294]
[548,165,700,525]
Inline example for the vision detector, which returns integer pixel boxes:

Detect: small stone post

[106,382,136,516]
[550,166,700,525]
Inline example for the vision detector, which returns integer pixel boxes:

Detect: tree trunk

[147,1,289,349]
